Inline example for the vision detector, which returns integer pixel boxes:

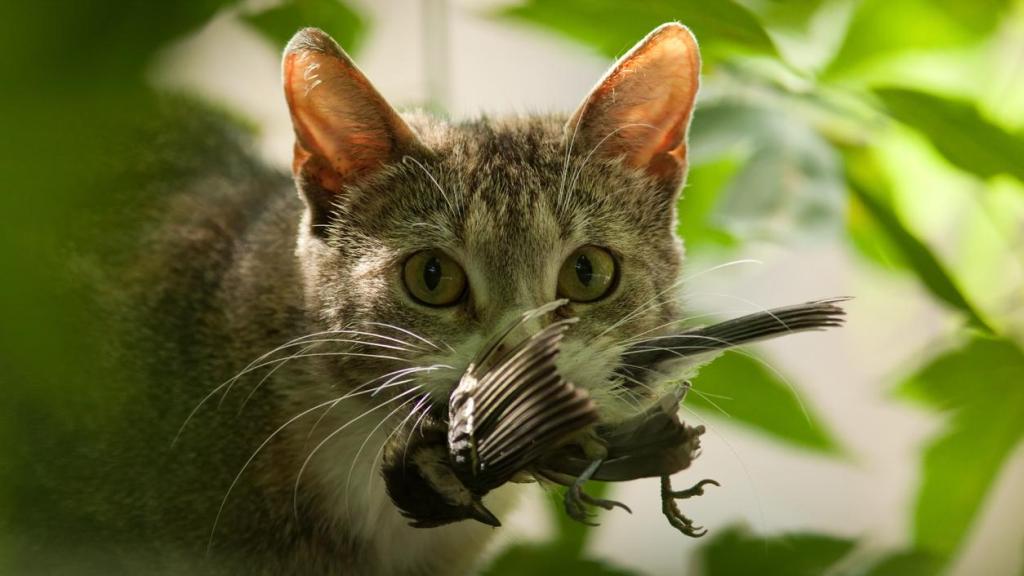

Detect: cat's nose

[483,299,567,358]
[492,325,537,359]
[492,344,512,361]
[488,325,541,365]
[495,310,544,344]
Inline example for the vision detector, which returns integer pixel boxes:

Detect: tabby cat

[24,22,702,576]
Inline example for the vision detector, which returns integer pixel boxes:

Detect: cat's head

[282,24,700,421]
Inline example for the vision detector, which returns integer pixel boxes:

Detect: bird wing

[448,318,598,492]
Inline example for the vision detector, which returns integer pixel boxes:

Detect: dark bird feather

[448,317,599,492]
[536,384,703,483]
[616,298,848,384]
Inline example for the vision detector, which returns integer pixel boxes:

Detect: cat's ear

[566,23,701,191]
[283,28,425,227]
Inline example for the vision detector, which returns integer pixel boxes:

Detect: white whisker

[292,385,425,518]
[305,364,450,441]
[224,341,415,391]
[566,122,658,197]
[306,378,417,441]
[558,95,591,210]
[403,398,434,470]
[623,339,810,426]
[238,342,320,413]
[591,259,762,345]
[403,156,459,221]
[684,292,786,332]
[208,396,339,553]
[335,390,426,521]
[613,310,740,349]
[687,387,733,419]
[362,321,444,352]
[174,329,429,446]
[174,329,358,446]
[678,404,766,534]
[364,393,431,504]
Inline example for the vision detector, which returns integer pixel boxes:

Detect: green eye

[557,246,617,303]
[403,250,467,307]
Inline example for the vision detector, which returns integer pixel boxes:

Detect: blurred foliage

[687,100,846,241]
[861,549,947,576]
[686,352,840,453]
[0,0,361,571]
[503,0,779,64]
[875,88,1024,182]
[843,147,994,332]
[484,485,641,576]
[0,0,238,569]
[824,0,1012,77]
[484,549,638,576]
[242,0,366,51]
[677,156,741,249]
[698,527,855,575]
[897,337,1024,557]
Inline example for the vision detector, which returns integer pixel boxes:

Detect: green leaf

[242,0,365,52]
[699,526,855,576]
[897,337,1024,558]
[825,0,1010,77]
[501,0,779,64]
[689,353,840,454]
[842,148,994,333]
[481,544,640,576]
[863,549,945,576]
[846,190,907,271]
[740,0,827,34]
[485,483,639,576]
[486,486,636,576]
[678,156,741,249]
[548,482,607,556]
[875,88,1024,184]
[687,101,846,242]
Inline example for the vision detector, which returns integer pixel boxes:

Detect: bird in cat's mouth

[380,297,847,536]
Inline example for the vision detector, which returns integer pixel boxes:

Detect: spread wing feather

[448,318,598,492]
[618,298,847,382]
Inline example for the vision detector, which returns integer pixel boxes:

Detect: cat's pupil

[575,254,593,286]
[424,257,443,291]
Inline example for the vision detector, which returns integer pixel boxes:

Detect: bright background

[3,1,1023,575]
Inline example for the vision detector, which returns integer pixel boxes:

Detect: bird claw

[562,459,631,526]
[660,476,718,538]
[564,483,632,526]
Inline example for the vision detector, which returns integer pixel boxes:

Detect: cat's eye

[557,246,617,303]
[403,250,467,307]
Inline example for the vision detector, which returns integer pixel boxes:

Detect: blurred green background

[1,0,1022,574]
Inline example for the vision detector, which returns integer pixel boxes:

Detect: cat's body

[85,112,533,575]
[19,24,703,575]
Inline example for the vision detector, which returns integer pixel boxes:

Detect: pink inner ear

[284,51,388,181]
[283,40,422,190]
[569,24,701,185]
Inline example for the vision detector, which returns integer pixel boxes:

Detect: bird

[381,298,847,536]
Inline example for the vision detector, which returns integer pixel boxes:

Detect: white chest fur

[307,419,522,576]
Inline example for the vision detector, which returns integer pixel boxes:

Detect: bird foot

[563,459,631,526]
[660,476,718,537]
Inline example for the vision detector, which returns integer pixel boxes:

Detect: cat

[17,22,701,576]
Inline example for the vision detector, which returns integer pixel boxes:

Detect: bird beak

[467,498,501,527]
